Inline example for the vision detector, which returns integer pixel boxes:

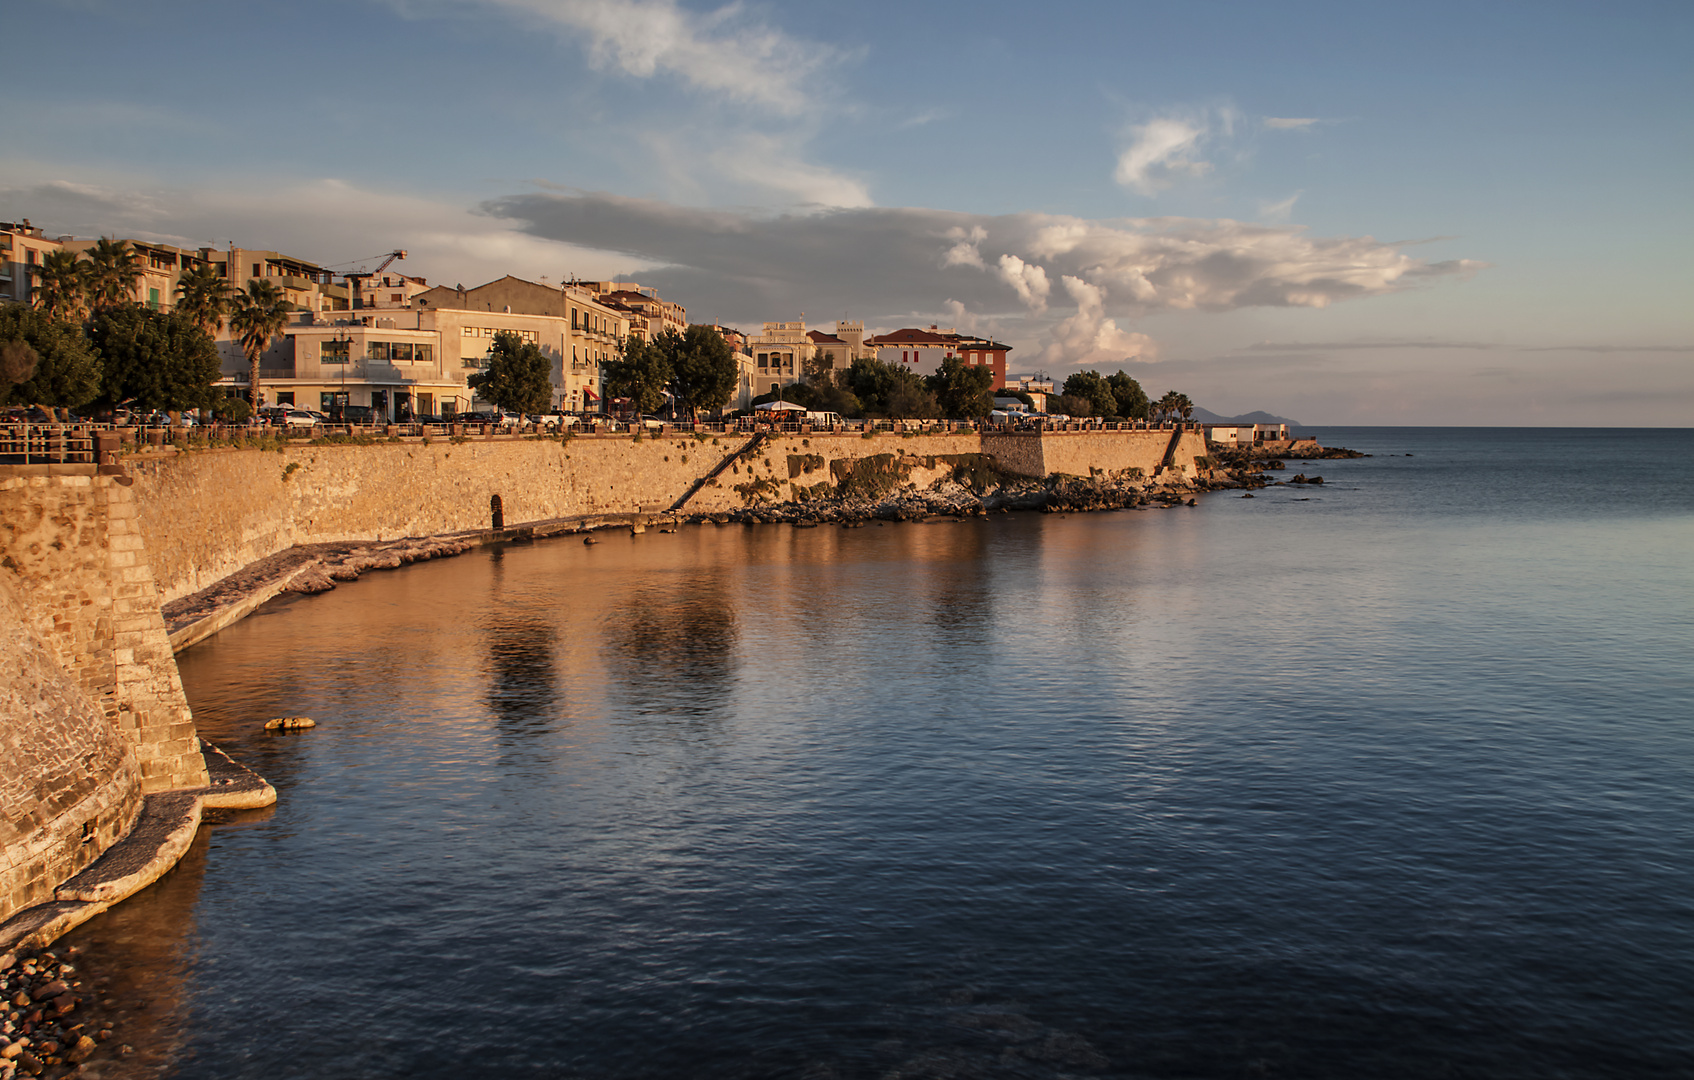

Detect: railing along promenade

[0,418,1200,470]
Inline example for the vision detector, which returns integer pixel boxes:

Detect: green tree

[927,355,996,418]
[467,330,554,415]
[86,306,222,415]
[83,238,144,310]
[174,263,237,337]
[1153,390,1194,423]
[229,280,294,409]
[210,394,253,424]
[1049,393,1094,418]
[1106,370,1150,419]
[844,357,937,418]
[0,304,101,410]
[663,325,739,419]
[30,250,88,322]
[1060,370,1116,417]
[603,335,674,415]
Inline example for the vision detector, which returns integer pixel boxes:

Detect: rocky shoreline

[0,948,122,1078]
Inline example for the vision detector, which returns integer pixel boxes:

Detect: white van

[801,411,843,428]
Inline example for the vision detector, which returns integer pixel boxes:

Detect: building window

[322,340,350,364]
[416,345,433,364]
[147,288,160,310]
[368,341,390,362]
[392,342,414,362]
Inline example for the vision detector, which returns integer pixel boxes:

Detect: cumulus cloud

[482,190,1481,370]
[996,253,1050,311]
[466,0,841,116]
[1040,275,1159,368]
[942,299,979,334]
[942,225,987,268]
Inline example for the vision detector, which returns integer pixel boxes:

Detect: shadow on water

[602,573,739,721]
[57,809,268,1080]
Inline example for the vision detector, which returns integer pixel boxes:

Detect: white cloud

[942,225,987,268]
[483,192,1481,373]
[1259,191,1301,222]
[1039,275,1160,368]
[942,299,979,334]
[1263,117,1322,130]
[474,0,840,116]
[708,134,872,208]
[996,253,1051,311]
[1113,116,1211,195]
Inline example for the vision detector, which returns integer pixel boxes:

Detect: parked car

[635,414,667,430]
[538,411,582,431]
[461,410,522,428]
[261,407,319,430]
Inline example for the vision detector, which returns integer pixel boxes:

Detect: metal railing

[0,423,100,465]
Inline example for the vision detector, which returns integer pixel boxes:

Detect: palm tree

[83,237,144,310]
[229,280,294,409]
[30,250,88,322]
[174,263,236,337]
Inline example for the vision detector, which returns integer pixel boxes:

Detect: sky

[3,0,1689,424]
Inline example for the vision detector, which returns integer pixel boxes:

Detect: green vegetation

[230,280,293,409]
[174,263,238,338]
[468,330,553,415]
[926,355,996,418]
[604,335,673,415]
[0,305,100,409]
[663,326,738,418]
[82,238,143,312]
[1057,369,1151,419]
[86,306,221,415]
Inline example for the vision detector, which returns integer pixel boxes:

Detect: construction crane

[340,250,407,311]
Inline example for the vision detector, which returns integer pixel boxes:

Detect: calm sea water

[70,428,1694,1079]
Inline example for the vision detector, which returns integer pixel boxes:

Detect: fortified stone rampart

[0,474,210,796]
[0,575,143,926]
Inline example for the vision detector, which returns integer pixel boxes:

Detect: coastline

[162,441,1361,650]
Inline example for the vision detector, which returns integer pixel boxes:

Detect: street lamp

[332,328,351,422]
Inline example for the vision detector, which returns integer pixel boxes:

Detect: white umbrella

[754,400,807,412]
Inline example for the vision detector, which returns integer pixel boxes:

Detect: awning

[582,387,600,402]
[754,400,807,412]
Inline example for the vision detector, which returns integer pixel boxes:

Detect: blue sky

[4,0,1689,423]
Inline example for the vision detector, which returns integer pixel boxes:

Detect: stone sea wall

[129,429,1203,604]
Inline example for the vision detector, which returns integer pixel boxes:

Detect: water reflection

[603,574,739,720]
[482,617,560,742]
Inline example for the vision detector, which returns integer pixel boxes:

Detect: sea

[66,427,1694,1079]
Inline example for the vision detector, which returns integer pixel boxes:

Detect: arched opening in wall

[491,494,504,530]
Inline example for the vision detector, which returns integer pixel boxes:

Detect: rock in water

[264,716,316,731]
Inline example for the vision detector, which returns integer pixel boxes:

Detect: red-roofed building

[866,325,1010,390]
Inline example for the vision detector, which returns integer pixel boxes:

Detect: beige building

[227,285,632,419]
[1,220,352,315]
[578,282,687,342]
[0,220,66,308]
[748,319,871,397]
